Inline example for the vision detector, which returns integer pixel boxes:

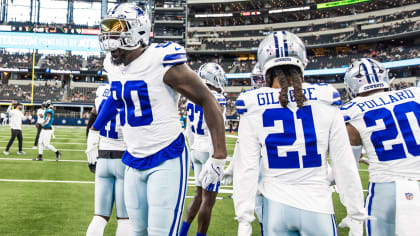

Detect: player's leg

[124,166,148,236]
[5,129,17,153]
[17,130,24,154]
[35,130,45,160]
[113,159,131,236]
[43,130,61,160]
[262,196,300,236]
[87,159,115,236]
[255,194,264,234]
[34,124,42,147]
[194,151,217,235]
[365,182,395,236]
[299,210,337,236]
[180,150,204,236]
[147,146,189,236]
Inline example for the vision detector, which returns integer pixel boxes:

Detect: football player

[232,31,367,236]
[341,58,420,236]
[33,101,61,161]
[85,83,131,236]
[88,3,227,235]
[180,62,226,236]
[222,63,265,234]
[33,102,46,149]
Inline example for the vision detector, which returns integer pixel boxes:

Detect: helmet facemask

[99,18,146,51]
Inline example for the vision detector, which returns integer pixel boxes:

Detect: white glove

[199,157,226,192]
[338,217,364,236]
[237,221,252,236]
[222,161,233,185]
[86,130,100,166]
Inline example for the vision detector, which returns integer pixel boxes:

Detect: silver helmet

[99,3,151,51]
[257,31,307,76]
[344,58,389,98]
[198,62,226,92]
[250,62,264,88]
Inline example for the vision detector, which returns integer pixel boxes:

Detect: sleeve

[340,101,357,124]
[328,108,367,221]
[93,95,118,131]
[233,115,261,224]
[161,42,187,68]
[217,94,227,106]
[330,86,342,106]
[235,93,247,115]
[319,84,342,106]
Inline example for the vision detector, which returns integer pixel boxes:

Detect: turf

[0,125,369,235]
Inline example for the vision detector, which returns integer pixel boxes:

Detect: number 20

[364,101,420,161]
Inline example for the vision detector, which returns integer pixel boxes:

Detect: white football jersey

[186,90,226,152]
[233,83,364,219]
[103,42,186,159]
[341,87,420,183]
[95,84,125,151]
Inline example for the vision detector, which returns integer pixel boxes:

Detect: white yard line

[0,140,86,145]
[0,179,94,184]
[0,157,87,163]
[1,147,85,152]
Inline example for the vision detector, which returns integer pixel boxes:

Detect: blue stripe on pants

[169,146,188,236]
[366,182,376,236]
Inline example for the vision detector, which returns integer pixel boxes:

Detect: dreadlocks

[266,65,306,108]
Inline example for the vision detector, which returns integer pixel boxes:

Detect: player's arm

[92,93,118,131]
[346,123,363,163]
[163,63,227,159]
[41,113,52,126]
[232,115,260,236]
[329,109,367,234]
[86,106,97,137]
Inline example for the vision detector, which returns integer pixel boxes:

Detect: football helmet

[44,100,53,109]
[344,58,389,98]
[96,84,110,98]
[99,3,151,51]
[198,62,226,92]
[257,31,307,76]
[250,62,264,88]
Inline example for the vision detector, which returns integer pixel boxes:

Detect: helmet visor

[100,19,129,33]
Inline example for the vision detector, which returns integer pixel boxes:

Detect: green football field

[0,125,369,236]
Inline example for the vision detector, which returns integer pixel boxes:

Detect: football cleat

[56,151,61,161]
[17,151,26,155]
[3,151,9,155]
[33,156,43,161]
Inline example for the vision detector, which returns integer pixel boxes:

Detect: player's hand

[237,221,252,236]
[222,161,233,185]
[338,217,363,236]
[86,130,100,173]
[199,157,226,192]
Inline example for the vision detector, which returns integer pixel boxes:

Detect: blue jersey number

[186,103,204,135]
[263,106,322,169]
[364,101,420,161]
[111,80,153,127]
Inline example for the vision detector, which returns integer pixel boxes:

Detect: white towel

[395,180,420,236]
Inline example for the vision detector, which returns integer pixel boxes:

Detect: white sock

[47,144,57,153]
[86,216,107,236]
[116,219,131,236]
